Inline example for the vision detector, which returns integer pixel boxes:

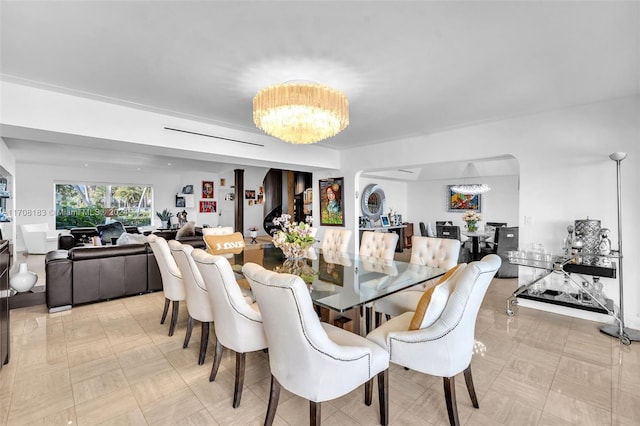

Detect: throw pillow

[204,232,246,255]
[176,221,196,238]
[116,232,149,245]
[97,222,126,245]
[409,263,465,330]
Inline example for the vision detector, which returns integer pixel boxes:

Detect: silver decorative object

[599,152,640,344]
[574,218,600,264]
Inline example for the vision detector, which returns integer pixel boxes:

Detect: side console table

[506,252,624,342]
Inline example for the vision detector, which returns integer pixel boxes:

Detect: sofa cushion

[97,222,126,245]
[204,232,245,255]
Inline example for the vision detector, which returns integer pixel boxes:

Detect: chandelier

[253,82,349,144]
[450,163,491,195]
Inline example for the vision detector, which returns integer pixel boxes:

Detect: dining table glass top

[231,246,446,312]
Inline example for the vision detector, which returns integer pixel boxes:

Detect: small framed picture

[175,195,185,208]
[245,190,256,199]
[199,201,216,213]
[380,215,391,227]
[182,185,194,194]
[202,181,214,199]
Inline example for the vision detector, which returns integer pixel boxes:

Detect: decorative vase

[10,263,38,293]
[466,221,478,232]
[161,221,169,229]
[279,243,308,260]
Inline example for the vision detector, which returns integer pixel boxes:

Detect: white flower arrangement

[272,214,315,258]
[461,211,481,222]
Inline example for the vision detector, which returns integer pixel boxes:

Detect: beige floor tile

[4,267,640,426]
[140,387,205,425]
[75,387,141,426]
[551,355,613,410]
[543,389,612,425]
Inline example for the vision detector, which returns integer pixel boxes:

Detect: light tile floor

[1,258,639,425]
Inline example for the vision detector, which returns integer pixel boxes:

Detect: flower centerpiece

[462,211,481,232]
[272,214,315,260]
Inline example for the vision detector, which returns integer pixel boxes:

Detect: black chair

[483,222,507,250]
[480,226,519,278]
[437,225,471,263]
[419,222,427,237]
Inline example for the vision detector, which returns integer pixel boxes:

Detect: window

[55,183,152,229]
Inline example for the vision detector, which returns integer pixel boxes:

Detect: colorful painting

[199,201,216,213]
[447,186,482,212]
[319,177,344,226]
[202,181,214,199]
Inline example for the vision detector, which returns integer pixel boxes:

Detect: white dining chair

[374,236,461,326]
[320,228,353,252]
[168,240,214,365]
[242,262,390,426]
[367,255,501,426]
[191,249,267,408]
[148,234,185,336]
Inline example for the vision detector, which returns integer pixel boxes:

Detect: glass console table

[506,251,621,339]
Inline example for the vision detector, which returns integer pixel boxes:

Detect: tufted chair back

[169,240,214,364]
[243,262,390,425]
[373,236,462,321]
[148,234,185,336]
[410,236,460,269]
[359,231,398,260]
[321,228,353,252]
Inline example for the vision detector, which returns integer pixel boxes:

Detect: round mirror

[361,184,386,222]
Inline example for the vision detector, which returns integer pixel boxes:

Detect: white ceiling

[1,1,639,175]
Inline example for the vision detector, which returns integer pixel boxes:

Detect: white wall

[341,96,640,328]
[407,174,519,231]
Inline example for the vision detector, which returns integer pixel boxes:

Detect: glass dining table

[229,245,446,335]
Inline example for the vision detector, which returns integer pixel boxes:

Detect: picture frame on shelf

[380,215,391,227]
[319,177,344,226]
[447,185,482,212]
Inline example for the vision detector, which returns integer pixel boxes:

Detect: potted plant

[156,208,174,229]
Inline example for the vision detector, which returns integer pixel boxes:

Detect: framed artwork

[202,181,214,199]
[447,186,482,212]
[182,185,193,194]
[220,178,226,187]
[199,200,216,213]
[318,255,345,287]
[175,195,185,208]
[380,215,391,227]
[319,177,344,226]
[245,190,256,199]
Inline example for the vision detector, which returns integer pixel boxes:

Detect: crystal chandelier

[450,163,491,195]
[253,82,349,144]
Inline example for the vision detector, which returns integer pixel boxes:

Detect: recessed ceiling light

[167,162,172,166]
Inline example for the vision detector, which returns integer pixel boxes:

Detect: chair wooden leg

[264,374,281,426]
[463,366,479,408]
[183,315,194,348]
[233,352,246,408]
[309,401,320,426]
[198,322,209,365]
[168,300,179,336]
[443,376,460,426]
[160,297,170,324]
[209,339,223,382]
[365,378,373,406]
[378,369,389,426]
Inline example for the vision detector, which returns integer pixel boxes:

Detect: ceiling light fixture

[450,162,491,195]
[253,82,349,144]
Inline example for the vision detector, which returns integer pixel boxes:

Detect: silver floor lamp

[599,152,640,345]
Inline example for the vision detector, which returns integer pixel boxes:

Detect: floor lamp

[599,152,640,345]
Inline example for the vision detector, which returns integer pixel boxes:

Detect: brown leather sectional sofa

[45,236,206,312]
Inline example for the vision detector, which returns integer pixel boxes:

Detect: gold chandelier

[253,82,349,144]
